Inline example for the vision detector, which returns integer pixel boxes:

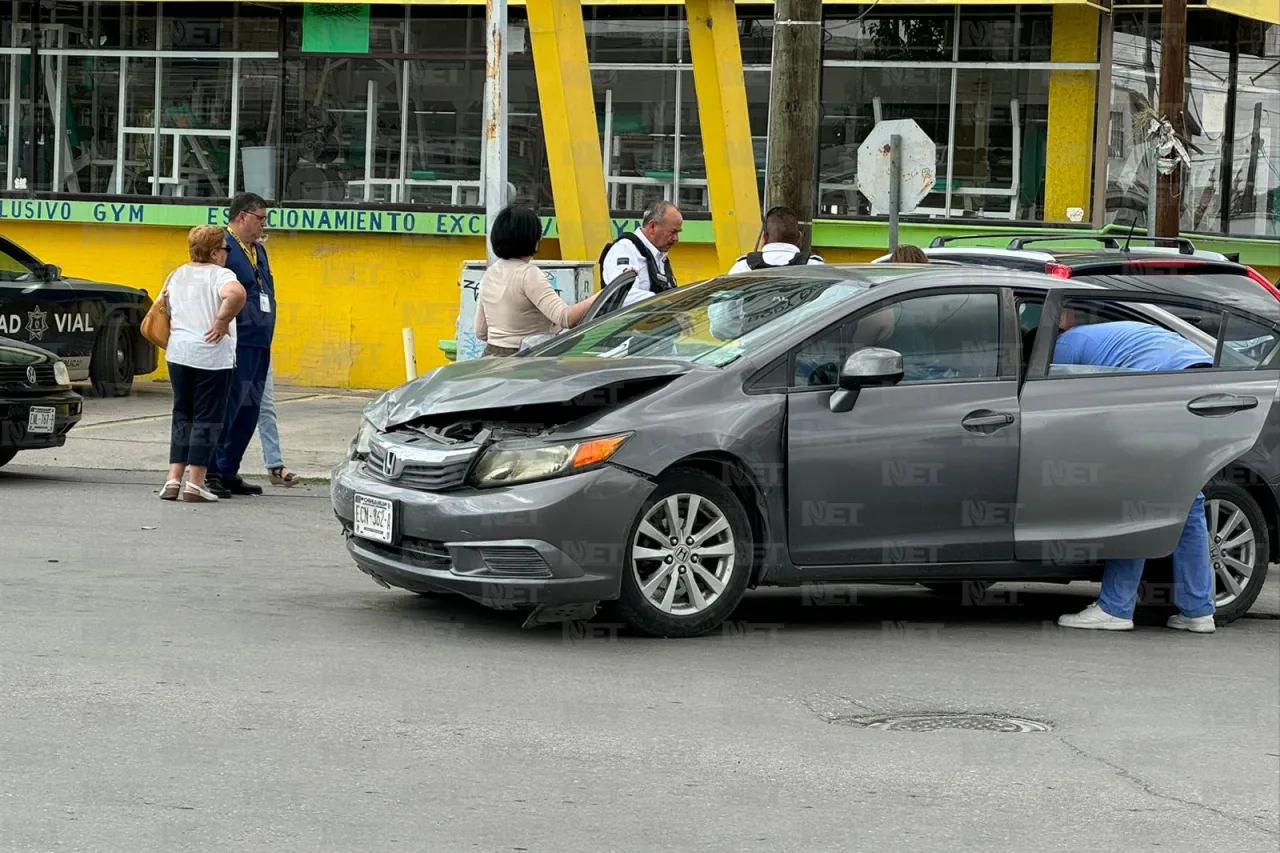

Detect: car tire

[1139,481,1269,625]
[0,448,17,469]
[89,313,135,398]
[1203,481,1269,625]
[615,467,754,638]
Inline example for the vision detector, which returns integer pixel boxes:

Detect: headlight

[352,418,377,459]
[469,433,631,487]
[52,360,70,386]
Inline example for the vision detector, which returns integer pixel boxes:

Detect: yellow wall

[1044,5,1099,223]
[2,222,727,392]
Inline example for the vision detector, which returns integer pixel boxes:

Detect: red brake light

[1045,263,1072,279]
[1244,266,1280,302]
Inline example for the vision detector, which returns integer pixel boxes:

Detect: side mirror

[39,263,62,280]
[838,347,904,389]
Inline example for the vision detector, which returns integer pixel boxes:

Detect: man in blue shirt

[1054,310,1218,633]
[206,192,277,499]
[1053,316,1214,372]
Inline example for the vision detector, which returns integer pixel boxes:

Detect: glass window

[794,291,1002,386]
[823,9,954,63]
[1106,11,1280,237]
[820,66,951,216]
[539,275,872,364]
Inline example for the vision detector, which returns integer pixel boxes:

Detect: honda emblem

[383,449,401,480]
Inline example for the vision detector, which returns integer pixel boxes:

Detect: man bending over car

[1051,309,1218,634]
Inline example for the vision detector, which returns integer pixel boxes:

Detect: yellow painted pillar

[685,0,762,270]
[526,0,612,264]
[1044,6,1101,223]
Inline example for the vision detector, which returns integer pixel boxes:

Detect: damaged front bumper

[330,458,656,616]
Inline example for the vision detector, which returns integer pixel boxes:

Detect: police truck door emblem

[26,306,48,342]
[26,366,37,385]
[383,449,400,479]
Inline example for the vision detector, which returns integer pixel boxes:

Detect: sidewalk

[11,378,380,482]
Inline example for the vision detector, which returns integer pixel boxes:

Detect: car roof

[716,262,1085,292]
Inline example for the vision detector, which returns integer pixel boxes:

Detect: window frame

[784,284,1018,392]
[1024,287,1280,381]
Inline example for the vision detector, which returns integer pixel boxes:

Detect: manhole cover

[842,713,1053,733]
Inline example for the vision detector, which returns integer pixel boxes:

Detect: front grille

[366,442,475,491]
[479,547,553,578]
[357,536,453,572]
[0,364,55,388]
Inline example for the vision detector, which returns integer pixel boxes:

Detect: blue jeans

[1098,492,1216,619]
[258,365,283,469]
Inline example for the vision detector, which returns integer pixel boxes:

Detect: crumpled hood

[364,356,696,430]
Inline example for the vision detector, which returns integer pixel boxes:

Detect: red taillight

[1045,262,1073,279]
[1244,266,1280,302]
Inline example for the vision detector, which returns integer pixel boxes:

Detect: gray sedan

[330,264,1280,637]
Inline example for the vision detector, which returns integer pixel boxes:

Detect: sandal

[160,479,182,501]
[182,482,219,503]
[269,465,300,487]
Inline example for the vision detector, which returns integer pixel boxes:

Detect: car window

[792,291,1002,386]
[539,274,872,366]
[1030,294,1280,376]
[0,247,33,282]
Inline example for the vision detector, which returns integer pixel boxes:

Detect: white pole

[483,0,509,266]
[402,328,417,382]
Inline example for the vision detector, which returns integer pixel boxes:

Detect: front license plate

[27,406,55,435]
[353,494,394,544]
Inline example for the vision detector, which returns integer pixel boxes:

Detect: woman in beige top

[475,204,600,356]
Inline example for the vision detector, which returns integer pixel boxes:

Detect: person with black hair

[728,206,825,273]
[475,205,600,357]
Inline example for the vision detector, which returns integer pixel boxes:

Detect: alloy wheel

[1207,496,1256,608]
[630,493,737,615]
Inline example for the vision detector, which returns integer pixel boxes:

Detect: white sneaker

[1167,613,1216,634]
[1058,602,1134,631]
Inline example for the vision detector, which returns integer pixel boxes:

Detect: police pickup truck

[0,233,156,396]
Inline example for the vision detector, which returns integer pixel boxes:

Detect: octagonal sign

[856,119,938,214]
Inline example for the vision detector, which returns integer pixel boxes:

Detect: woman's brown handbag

[141,272,174,349]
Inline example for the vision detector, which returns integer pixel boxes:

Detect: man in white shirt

[598,201,683,308]
[728,206,825,273]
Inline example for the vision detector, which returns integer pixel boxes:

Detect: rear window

[1073,273,1280,321]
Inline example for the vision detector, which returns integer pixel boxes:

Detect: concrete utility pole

[483,0,509,264]
[764,0,823,251]
[1154,0,1187,238]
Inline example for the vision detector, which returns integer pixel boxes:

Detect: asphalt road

[2,468,1278,853]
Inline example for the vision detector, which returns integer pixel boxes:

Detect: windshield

[537,273,876,365]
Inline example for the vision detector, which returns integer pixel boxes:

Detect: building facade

[0,0,1276,388]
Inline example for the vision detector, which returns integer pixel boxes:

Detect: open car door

[580,270,638,325]
[1014,287,1280,563]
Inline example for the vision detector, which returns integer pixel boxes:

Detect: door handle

[1188,394,1259,416]
[962,410,1016,431]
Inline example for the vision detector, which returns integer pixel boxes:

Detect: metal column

[483,0,509,265]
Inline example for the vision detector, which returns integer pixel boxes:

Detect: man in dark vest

[728,206,825,273]
[597,200,682,308]
[207,192,276,499]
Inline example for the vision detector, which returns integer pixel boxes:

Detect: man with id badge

[206,192,277,499]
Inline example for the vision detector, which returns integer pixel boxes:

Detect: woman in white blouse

[160,225,246,502]
[475,205,600,356]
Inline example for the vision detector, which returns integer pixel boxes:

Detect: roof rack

[927,232,1073,248]
[1006,235,1198,254]
[1004,235,1121,250]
